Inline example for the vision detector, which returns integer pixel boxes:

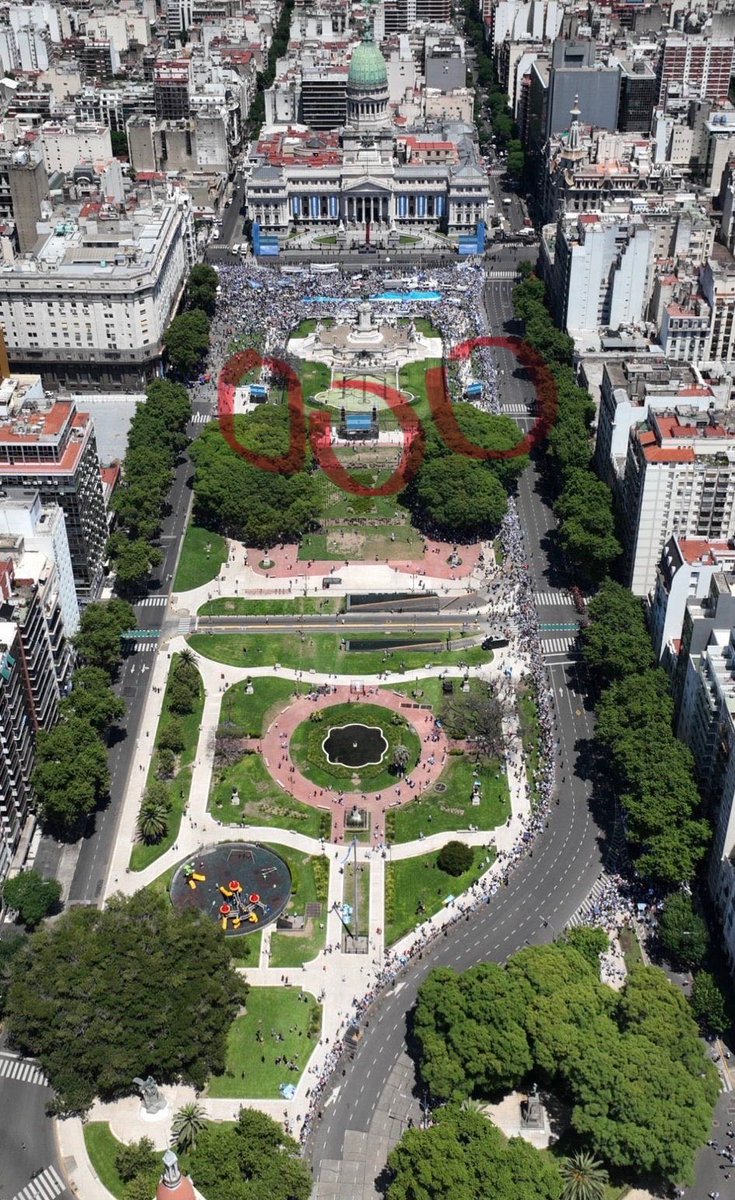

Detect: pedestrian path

[486,270,520,280]
[534,591,572,606]
[499,403,532,415]
[10,1166,66,1200]
[190,411,212,424]
[540,635,578,656]
[566,874,610,928]
[129,639,159,652]
[135,596,168,607]
[0,1052,48,1086]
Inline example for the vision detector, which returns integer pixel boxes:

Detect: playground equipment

[217,880,269,930]
[183,863,206,889]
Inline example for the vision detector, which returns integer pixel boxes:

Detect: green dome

[348,31,388,90]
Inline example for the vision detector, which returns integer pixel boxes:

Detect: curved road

[309,278,608,1198]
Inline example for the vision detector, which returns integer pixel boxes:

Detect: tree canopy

[187,264,219,316]
[423,403,529,491]
[165,310,211,377]
[412,943,718,1186]
[74,599,136,674]
[410,455,507,539]
[5,891,247,1113]
[581,580,653,683]
[60,666,125,734]
[189,1107,311,1200]
[386,1106,562,1200]
[32,717,110,832]
[1,871,61,929]
[658,892,710,971]
[191,407,322,546]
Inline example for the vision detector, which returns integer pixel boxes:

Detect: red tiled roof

[643,445,696,463]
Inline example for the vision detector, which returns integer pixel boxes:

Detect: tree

[422,404,529,491]
[5,891,248,1111]
[558,926,609,969]
[411,456,508,539]
[187,264,219,316]
[159,718,186,754]
[171,1102,207,1154]
[113,539,163,594]
[60,666,125,734]
[559,1152,608,1200]
[658,892,710,971]
[188,1107,311,1200]
[167,657,201,715]
[1,871,61,929]
[439,683,503,759]
[393,744,410,775]
[190,409,322,546]
[581,580,653,683]
[74,599,136,674]
[33,718,110,832]
[115,1138,158,1183]
[137,781,171,844]
[555,471,621,583]
[386,1106,562,1200]
[156,747,176,779]
[690,971,729,1035]
[437,841,474,877]
[165,310,210,377]
[111,131,129,158]
[125,1172,161,1200]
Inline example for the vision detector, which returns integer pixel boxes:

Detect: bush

[437,841,474,877]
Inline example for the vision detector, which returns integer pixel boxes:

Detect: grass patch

[494,538,505,566]
[130,655,204,871]
[199,597,342,616]
[188,632,491,674]
[229,928,262,967]
[267,846,330,968]
[387,755,509,843]
[398,357,442,423]
[289,701,420,792]
[291,318,335,337]
[344,862,370,938]
[83,1123,127,1200]
[210,752,330,838]
[517,685,541,809]
[219,677,302,738]
[174,525,227,592]
[619,926,644,972]
[298,523,423,562]
[385,847,494,946]
[207,987,321,1098]
[289,357,331,403]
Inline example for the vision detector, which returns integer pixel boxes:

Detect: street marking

[534,591,573,606]
[10,1166,65,1200]
[0,1054,48,1087]
[541,636,578,656]
[136,596,168,607]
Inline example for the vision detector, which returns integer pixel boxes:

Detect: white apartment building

[544,211,652,338]
[0,487,79,641]
[40,121,113,174]
[0,190,194,388]
[650,533,735,661]
[622,408,735,596]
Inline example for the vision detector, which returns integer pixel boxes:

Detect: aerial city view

[3,0,735,1196]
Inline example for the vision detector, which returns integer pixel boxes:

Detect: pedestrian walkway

[540,635,578,656]
[499,402,532,415]
[135,596,168,607]
[533,591,572,606]
[128,639,159,653]
[190,412,212,423]
[0,1053,48,1086]
[10,1166,66,1200]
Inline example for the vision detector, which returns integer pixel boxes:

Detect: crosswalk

[136,596,168,607]
[190,411,213,424]
[566,875,611,928]
[534,590,573,606]
[540,635,578,657]
[130,639,159,652]
[500,403,533,415]
[11,1166,66,1200]
[486,270,520,280]
[177,617,194,635]
[0,1053,48,1087]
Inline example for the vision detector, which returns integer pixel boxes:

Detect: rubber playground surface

[169,841,292,936]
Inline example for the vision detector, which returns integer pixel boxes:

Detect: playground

[169,842,292,936]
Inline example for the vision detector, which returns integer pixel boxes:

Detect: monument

[156,1151,195,1200]
[133,1075,169,1120]
[521,1083,544,1129]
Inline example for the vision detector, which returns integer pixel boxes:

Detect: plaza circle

[169,841,292,936]
[289,701,420,792]
[259,686,450,838]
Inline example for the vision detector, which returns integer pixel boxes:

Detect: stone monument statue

[133,1075,167,1115]
[521,1083,543,1128]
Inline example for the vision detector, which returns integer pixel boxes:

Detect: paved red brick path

[246,537,481,581]
[260,686,449,844]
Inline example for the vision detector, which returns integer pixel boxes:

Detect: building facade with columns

[245,26,490,235]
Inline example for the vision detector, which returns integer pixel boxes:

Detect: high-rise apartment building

[153,56,192,121]
[658,36,734,104]
[0,380,108,601]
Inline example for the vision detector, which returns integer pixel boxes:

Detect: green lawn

[174,525,227,592]
[289,701,421,792]
[229,928,262,967]
[83,1123,127,1200]
[130,655,205,871]
[188,632,491,674]
[219,677,302,737]
[267,847,330,968]
[344,862,370,938]
[518,687,541,809]
[385,847,494,946]
[210,752,330,838]
[619,926,644,972]
[398,357,442,421]
[199,597,342,616]
[385,677,463,710]
[207,987,321,1098]
[291,318,335,337]
[387,755,509,843]
[290,357,331,403]
[298,523,423,562]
